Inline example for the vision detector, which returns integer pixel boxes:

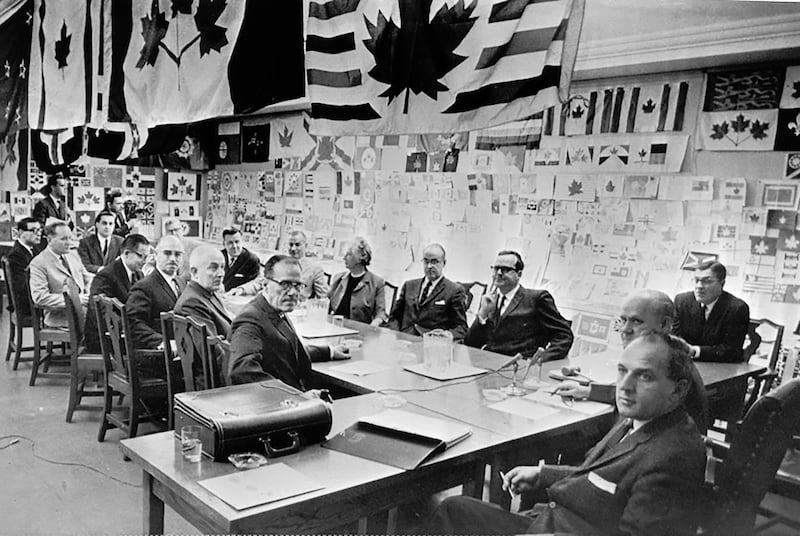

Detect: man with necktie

[228,254,349,391]
[386,243,468,341]
[465,250,573,361]
[28,220,93,328]
[77,211,123,274]
[674,260,750,363]
[220,226,261,292]
[430,332,707,536]
[126,235,185,350]
[105,190,130,237]
[6,218,43,322]
[32,171,72,233]
[84,234,150,353]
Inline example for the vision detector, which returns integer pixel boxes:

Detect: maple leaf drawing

[750,119,769,140]
[567,179,583,196]
[710,121,729,140]
[137,0,169,68]
[641,98,656,113]
[279,125,293,147]
[753,240,769,255]
[195,0,229,56]
[785,235,800,250]
[54,20,71,69]
[170,184,179,196]
[571,105,584,118]
[364,0,477,113]
[605,180,615,193]
[171,0,193,17]
[731,114,750,133]
[792,80,800,99]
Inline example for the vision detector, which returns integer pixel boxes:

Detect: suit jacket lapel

[155,270,177,301]
[499,288,523,322]
[420,279,444,306]
[261,297,301,367]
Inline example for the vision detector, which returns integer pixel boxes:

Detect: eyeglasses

[24,227,42,233]
[694,277,719,286]
[490,265,517,274]
[266,277,307,292]
[422,258,442,265]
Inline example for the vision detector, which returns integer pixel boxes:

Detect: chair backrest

[97,295,135,385]
[24,266,46,333]
[707,378,800,535]
[459,281,487,313]
[1,256,16,313]
[207,334,230,386]
[62,279,84,348]
[384,281,398,314]
[742,320,763,362]
[164,312,217,392]
[746,318,784,368]
[323,271,332,285]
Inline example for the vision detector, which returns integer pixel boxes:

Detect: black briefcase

[173,380,333,461]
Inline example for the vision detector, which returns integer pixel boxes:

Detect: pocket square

[234,274,243,278]
[588,471,617,494]
[434,300,446,305]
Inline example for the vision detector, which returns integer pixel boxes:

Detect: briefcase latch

[261,430,300,457]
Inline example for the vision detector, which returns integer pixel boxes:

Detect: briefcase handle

[261,431,300,457]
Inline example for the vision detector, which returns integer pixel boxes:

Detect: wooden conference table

[121,318,765,534]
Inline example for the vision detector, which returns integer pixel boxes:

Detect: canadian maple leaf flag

[307,0,584,135]
[107,0,304,128]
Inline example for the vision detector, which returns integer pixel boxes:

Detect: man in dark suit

[32,171,71,232]
[126,235,185,350]
[674,260,750,363]
[77,211,124,273]
[105,190,129,237]
[85,234,150,353]
[386,243,468,341]
[175,245,232,339]
[228,255,349,390]
[6,218,42,321]
[465,250,573,361]
[430,332,707,536]
[220,226,260,292]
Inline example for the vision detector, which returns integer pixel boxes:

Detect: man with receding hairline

[287,229,329,299]
[175,245,233,340]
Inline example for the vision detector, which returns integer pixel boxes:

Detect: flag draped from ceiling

[0,0,31,139]
[306,0,585,135]
[107,0,305,128]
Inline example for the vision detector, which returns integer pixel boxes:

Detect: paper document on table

[359,409,472,448]
[404,362,486,381]
[523,391,610,416]
[294,323,359,339]
[198,463,323,510]
[487,398,561,420]
[328,361,389,376]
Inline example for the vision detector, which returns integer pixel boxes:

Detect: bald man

[127,235,186,349]
[174,245,233,340]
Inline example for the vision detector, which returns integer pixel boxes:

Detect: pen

[498,470,514,497]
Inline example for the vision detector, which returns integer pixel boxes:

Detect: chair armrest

[705,436,730,459]
[754,370,778,381]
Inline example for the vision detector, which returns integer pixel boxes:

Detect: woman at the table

[328,237,387,326]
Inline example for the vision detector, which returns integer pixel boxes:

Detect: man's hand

[690,345,701,360]
[477,294,497,322]
[226,287,245,297]
[502,465,541,495]
[79,293,89,306]
[331,345,351,360]
[552,380,591,399]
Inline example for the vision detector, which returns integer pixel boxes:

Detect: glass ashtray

[228,452,269,470]
[482,389,508,402]
[380,394,407,408]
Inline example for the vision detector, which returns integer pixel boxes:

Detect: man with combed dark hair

[32,171,70,228]
[430,332,707,536]
[228,254,349,390]
[6,218,42,321]
[465,249,573,361]
[105,190,129,237]
[85,234,151,353]
[78,211,123,273]
[220,226,261,292]
[386,243,468,341]
[674,260,749,363]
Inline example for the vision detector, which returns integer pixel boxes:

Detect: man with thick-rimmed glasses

[464,249,573,361]
[227,254,349,390]
[6,218,43,322]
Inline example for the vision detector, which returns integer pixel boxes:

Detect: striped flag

[0,0,31,140]
[307,0,584,135]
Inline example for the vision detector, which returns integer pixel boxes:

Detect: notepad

[294,323,359,339]
[404,362,486,381]
[198,463,323,510]
[487,398,561,420]
[328,361,389,376]
[523,390,611,416]
[322,409,472,470]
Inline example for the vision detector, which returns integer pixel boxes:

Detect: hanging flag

[241,123,269,163]
[786,153,800,180]
[780,65,800,109]
[268,114,316,160]
[0,0,31,140]
[704,68,782,111]
[108,0,304,127]
[698,110,778,151]
[307,0,585,134]
[215,122,241,165]
[30,127,83,172]
[766,209,798,231]
[774,108,800,151]
[28,0,99,129]
[0,129,28,192]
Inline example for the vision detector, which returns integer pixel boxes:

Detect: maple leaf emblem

[571,105,584,118]
[731,114,750,133]
[55,20,71,69]
[137,0,169,68]
[710,121,729,140]
[792,80,800,99]
[605,180,615,193]
[641,98,656,113]
[195,0,229,56]
[171,0,193,17]
[750,119,769,140]
[567,179,583,196]
[364,0,477,113]
[785,235,799,250]
[279,125,293,147]
[753,240,769,255]
[79,213,91,225]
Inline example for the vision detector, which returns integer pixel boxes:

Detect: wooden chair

[26,268,70,386]
[63,280,104,422]
[95,295,169,441]
[458,281,488,313]
[207,334,230,386]
[742,318,784,415]
[384,281,398,315]
[323,271,332,286]
[2,256,36,370]
[702,378,800,536]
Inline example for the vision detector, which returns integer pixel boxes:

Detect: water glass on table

[180,425,203,463]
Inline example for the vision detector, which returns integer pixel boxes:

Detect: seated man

[85,234,150,353]
[175,245,233,339]
[386,243,467,341]
[105,189,129,237]
[6,217,42,322]
[430,332,707,536]
[228,255,349,390]
[29,220,93,328]
[126,235,185,349]
[287,229,329,299]
[220,226,260,292]
[77,211,123,273]
[465,250,573,361]
[674,260,749,362]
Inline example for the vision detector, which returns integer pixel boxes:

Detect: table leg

[461,462,486,499]
[142,471,164,535]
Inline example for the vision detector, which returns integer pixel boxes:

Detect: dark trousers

[428,496,533,535]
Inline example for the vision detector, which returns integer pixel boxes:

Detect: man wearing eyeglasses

[464,250,573,361]
[674,260,749,362]
[6,218,43,322]
[386,243,468,341]
[84,234,150,353]
[228,254,349,390]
